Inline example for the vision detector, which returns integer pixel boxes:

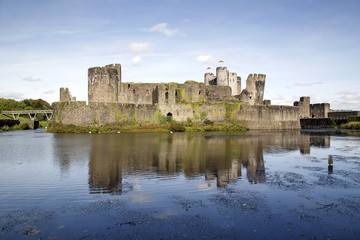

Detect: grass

[0,114,12,119]
[47,122,248,133]
[340,121,360,130]
[0,114,29,120]
[39,121,48,128]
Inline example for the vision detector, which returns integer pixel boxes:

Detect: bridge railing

[1,110,53,121]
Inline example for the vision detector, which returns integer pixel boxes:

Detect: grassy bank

[0,122,31,132]
[339,121,360,130]
[47,122,248,133]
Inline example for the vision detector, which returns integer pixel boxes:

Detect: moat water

[0,129,360,239]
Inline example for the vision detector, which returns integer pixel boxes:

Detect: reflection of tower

[203,136,242,188]
[300,134,311,154]
[246,156,265,184]
[311,135,331,148]
[156,136,178,174]
[88,135,123,194]
[239,137,266,184]
[215,160,240,187]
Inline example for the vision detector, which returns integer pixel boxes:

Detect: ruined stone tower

[88,64,121,103]
[204,73,216,85]
[216,67,229,86]
[60,87,76,102]
[239,74,266,105]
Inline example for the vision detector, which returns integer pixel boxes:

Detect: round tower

[216,67,229,86]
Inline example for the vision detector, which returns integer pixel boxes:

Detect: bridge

[1,110,53,121]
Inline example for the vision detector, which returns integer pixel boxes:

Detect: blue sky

[0,0,359,110]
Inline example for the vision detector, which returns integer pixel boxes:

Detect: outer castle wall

[53,101,300,130]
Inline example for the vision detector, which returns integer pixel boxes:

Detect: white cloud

[129,56,142,67]
[43,90,55,94]
[331,90,360,110]
[294,81,323,87]
[195,55,217,65]
[147,23,179,36]
[0,91,24,99]
[128,42,154,53]
[22,77,41,82]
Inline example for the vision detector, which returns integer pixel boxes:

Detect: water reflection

[86,131,331,193]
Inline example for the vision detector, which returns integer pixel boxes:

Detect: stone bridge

[1,110,53,120]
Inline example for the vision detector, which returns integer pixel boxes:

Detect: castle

[61,64,268,107]
[54,63,331,129]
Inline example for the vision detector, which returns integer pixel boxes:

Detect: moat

[1,130,360,239]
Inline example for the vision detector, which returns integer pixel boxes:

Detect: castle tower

[294,97,310,118]
[216,67,229,86]
[229,72,239,96]
[237,76,241,95]
[204,73,216,85]
[88,64,121,103]
[60,88,70,102]
[240,74,266,105]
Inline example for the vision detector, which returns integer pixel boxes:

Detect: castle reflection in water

[69,131,330,194]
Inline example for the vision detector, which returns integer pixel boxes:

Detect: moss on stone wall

[154,110,167,124]
[200,111,207,121]
[123,114,129,123]
[184,80,200,86]
[221,102,242,121]
[91,115,98,126]
[132,106,137,124]
[115,110,121,122]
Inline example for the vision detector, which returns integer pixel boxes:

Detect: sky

[0,0,359,110]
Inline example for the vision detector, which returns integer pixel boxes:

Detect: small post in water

[328,155,333,174]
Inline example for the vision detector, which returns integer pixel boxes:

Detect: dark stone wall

[300,118,334,129]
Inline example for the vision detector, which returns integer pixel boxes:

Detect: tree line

[0,98,52,111]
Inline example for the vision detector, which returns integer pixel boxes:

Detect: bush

[1,125,10,131]
[204,119,214,125]
[327,118,337,127]
[340,122,360,130]
[169,122,186,132]
[19,122,30,130]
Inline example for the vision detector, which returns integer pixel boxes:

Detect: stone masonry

[55,63,316,130]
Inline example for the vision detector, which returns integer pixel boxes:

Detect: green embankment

[0,114,12,119]
[340,121,360,130]
[47,121,248,133]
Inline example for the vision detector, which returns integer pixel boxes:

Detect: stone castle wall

[53,101,300,130]
[115,81,232,105]
[310,103,330,118]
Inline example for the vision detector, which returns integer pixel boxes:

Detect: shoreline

[46,122,248,133]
